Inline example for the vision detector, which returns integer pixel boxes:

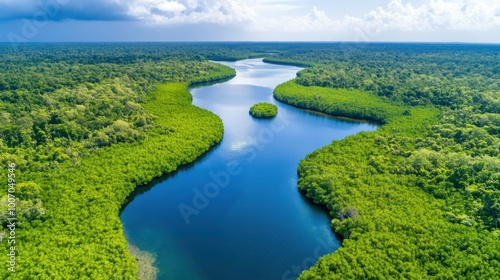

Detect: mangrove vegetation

[249,102,278,118]
[1,42,499,279]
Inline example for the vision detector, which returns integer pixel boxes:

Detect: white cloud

[104,0,500,35]
[124,0,257,24]
[119,0,335,31]
[252,0,304,13]
[349,0,500,33]
[126,0,499,33]
[157,1,186,13]
[121,0,337,33]
[250,6,340,32]
[2,0,500,38]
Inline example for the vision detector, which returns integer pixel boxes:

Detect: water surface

[121,59,378,280]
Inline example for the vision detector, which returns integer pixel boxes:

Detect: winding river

[120,59,378,280]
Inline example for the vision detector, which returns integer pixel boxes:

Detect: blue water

[120,59,378,280]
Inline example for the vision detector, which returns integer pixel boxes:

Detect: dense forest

[0,43,236,279]
[1,43,499,279]
[269,44,500,279]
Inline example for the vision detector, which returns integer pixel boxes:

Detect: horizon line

[1,40,500,45]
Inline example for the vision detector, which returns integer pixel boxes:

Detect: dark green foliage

[0,44,235,173]
[2,42,500,279]
[0,43,236,279]
[1,82,225,279]
[270,44,500,279]
[269,43,500,109]
[249,102,278,118]
[263,57,314,68]
[291,106,500,279]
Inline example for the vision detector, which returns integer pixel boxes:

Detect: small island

[249,102,278,118]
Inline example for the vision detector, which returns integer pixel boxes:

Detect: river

[120,59,378,280]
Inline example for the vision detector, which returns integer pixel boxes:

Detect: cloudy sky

[0,0,499,42]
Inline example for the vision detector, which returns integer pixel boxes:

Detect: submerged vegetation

[1,42,499,278]
[249,102,278,118]
[127,243,158,280]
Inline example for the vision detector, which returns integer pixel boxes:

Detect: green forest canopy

[269,43,500,279]
[0,42,499,279]
[0,43,235,279]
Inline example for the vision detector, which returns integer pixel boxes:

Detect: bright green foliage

[291,106,500,279]
[0,82,224,279]
[0,43,236,279]
[0,43,235,279]
[271,46,500,279]
[267,43,500,109]
[249,102,278,118]
[0,45,235,173]
[275,81,402,123]
[2,42,500,279]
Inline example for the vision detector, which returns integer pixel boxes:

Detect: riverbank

[15,68,233,278]
[120,59,378,279]
[273,79,500,279]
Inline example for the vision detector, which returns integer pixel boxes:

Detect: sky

[0,0,499,42]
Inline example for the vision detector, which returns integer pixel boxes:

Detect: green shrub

[249,102,278,118]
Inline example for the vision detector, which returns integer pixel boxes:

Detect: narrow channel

[120,59,378,280]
